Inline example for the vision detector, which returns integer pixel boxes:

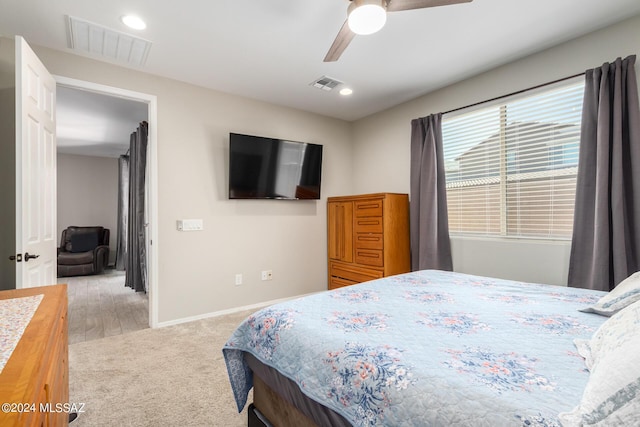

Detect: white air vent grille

[67,16,152,66]
[310,76,343,91]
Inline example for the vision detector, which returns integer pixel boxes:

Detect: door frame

[54,75,159,329]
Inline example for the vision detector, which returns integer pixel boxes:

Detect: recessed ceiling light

[121,15,146,30]
[340,88,353,96]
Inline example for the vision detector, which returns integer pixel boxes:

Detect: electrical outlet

[261,270,273,281]
[235,274,242,286]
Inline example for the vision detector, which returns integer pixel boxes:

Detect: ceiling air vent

[67,16,152,67]
[309,76,343,91]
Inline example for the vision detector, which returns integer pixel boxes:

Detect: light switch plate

[177,219,204,231]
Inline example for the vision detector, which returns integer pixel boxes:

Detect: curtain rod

[442,71,585,116]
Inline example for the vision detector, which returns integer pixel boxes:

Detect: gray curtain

[410,113,453,271]
[115,155,129,271]
[568,55,640,291]
[125,122,148,292]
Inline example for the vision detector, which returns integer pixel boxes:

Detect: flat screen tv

[229,133,323,200]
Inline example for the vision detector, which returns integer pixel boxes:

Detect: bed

[223,270,640,426]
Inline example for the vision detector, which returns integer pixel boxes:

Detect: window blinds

[442,80,584,239]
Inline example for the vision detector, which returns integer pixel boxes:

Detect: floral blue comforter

[223,270,607,426]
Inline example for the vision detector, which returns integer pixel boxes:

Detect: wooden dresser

[327,193,410,289]
[0,285,69,427]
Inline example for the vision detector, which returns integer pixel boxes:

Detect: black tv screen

[229,133,323,200]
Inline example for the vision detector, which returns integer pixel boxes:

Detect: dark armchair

[57,226,110,277]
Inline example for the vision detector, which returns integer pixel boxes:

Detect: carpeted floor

[68,309,256,426]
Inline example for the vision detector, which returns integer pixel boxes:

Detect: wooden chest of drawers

[327,193,410,289]
[0,285,69,427]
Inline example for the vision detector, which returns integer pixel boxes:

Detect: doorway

[55,75,159,329]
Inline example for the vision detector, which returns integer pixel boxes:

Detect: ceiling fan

[324,0,473,62]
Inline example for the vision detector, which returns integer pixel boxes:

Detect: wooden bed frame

[251,374,319,427]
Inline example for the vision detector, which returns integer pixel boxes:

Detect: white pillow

[573,338,594,370]
[559,300,640,426]
[580,271,640,316]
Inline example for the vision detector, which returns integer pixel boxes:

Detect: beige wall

[30,44,353,324]
[56,153,119,264]
[351,14,640,286]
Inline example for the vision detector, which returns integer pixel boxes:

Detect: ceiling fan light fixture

[348,0,387,35]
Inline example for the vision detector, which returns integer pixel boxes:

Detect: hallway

[64,270,149,344]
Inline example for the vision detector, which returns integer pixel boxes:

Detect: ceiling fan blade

[324,20,356,62]
[386,0,472,12]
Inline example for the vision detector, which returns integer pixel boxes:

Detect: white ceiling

[1,0,640,155]
[56,86,148,158]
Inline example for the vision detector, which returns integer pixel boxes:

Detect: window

[442,80,584,239]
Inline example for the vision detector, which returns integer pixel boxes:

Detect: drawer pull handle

[358,252,380,259]
[358,220,380,226]
[357,202,381,209]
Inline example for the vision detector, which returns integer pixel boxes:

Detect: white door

[15,36,57,288]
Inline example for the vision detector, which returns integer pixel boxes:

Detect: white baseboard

[154,291,321,328]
